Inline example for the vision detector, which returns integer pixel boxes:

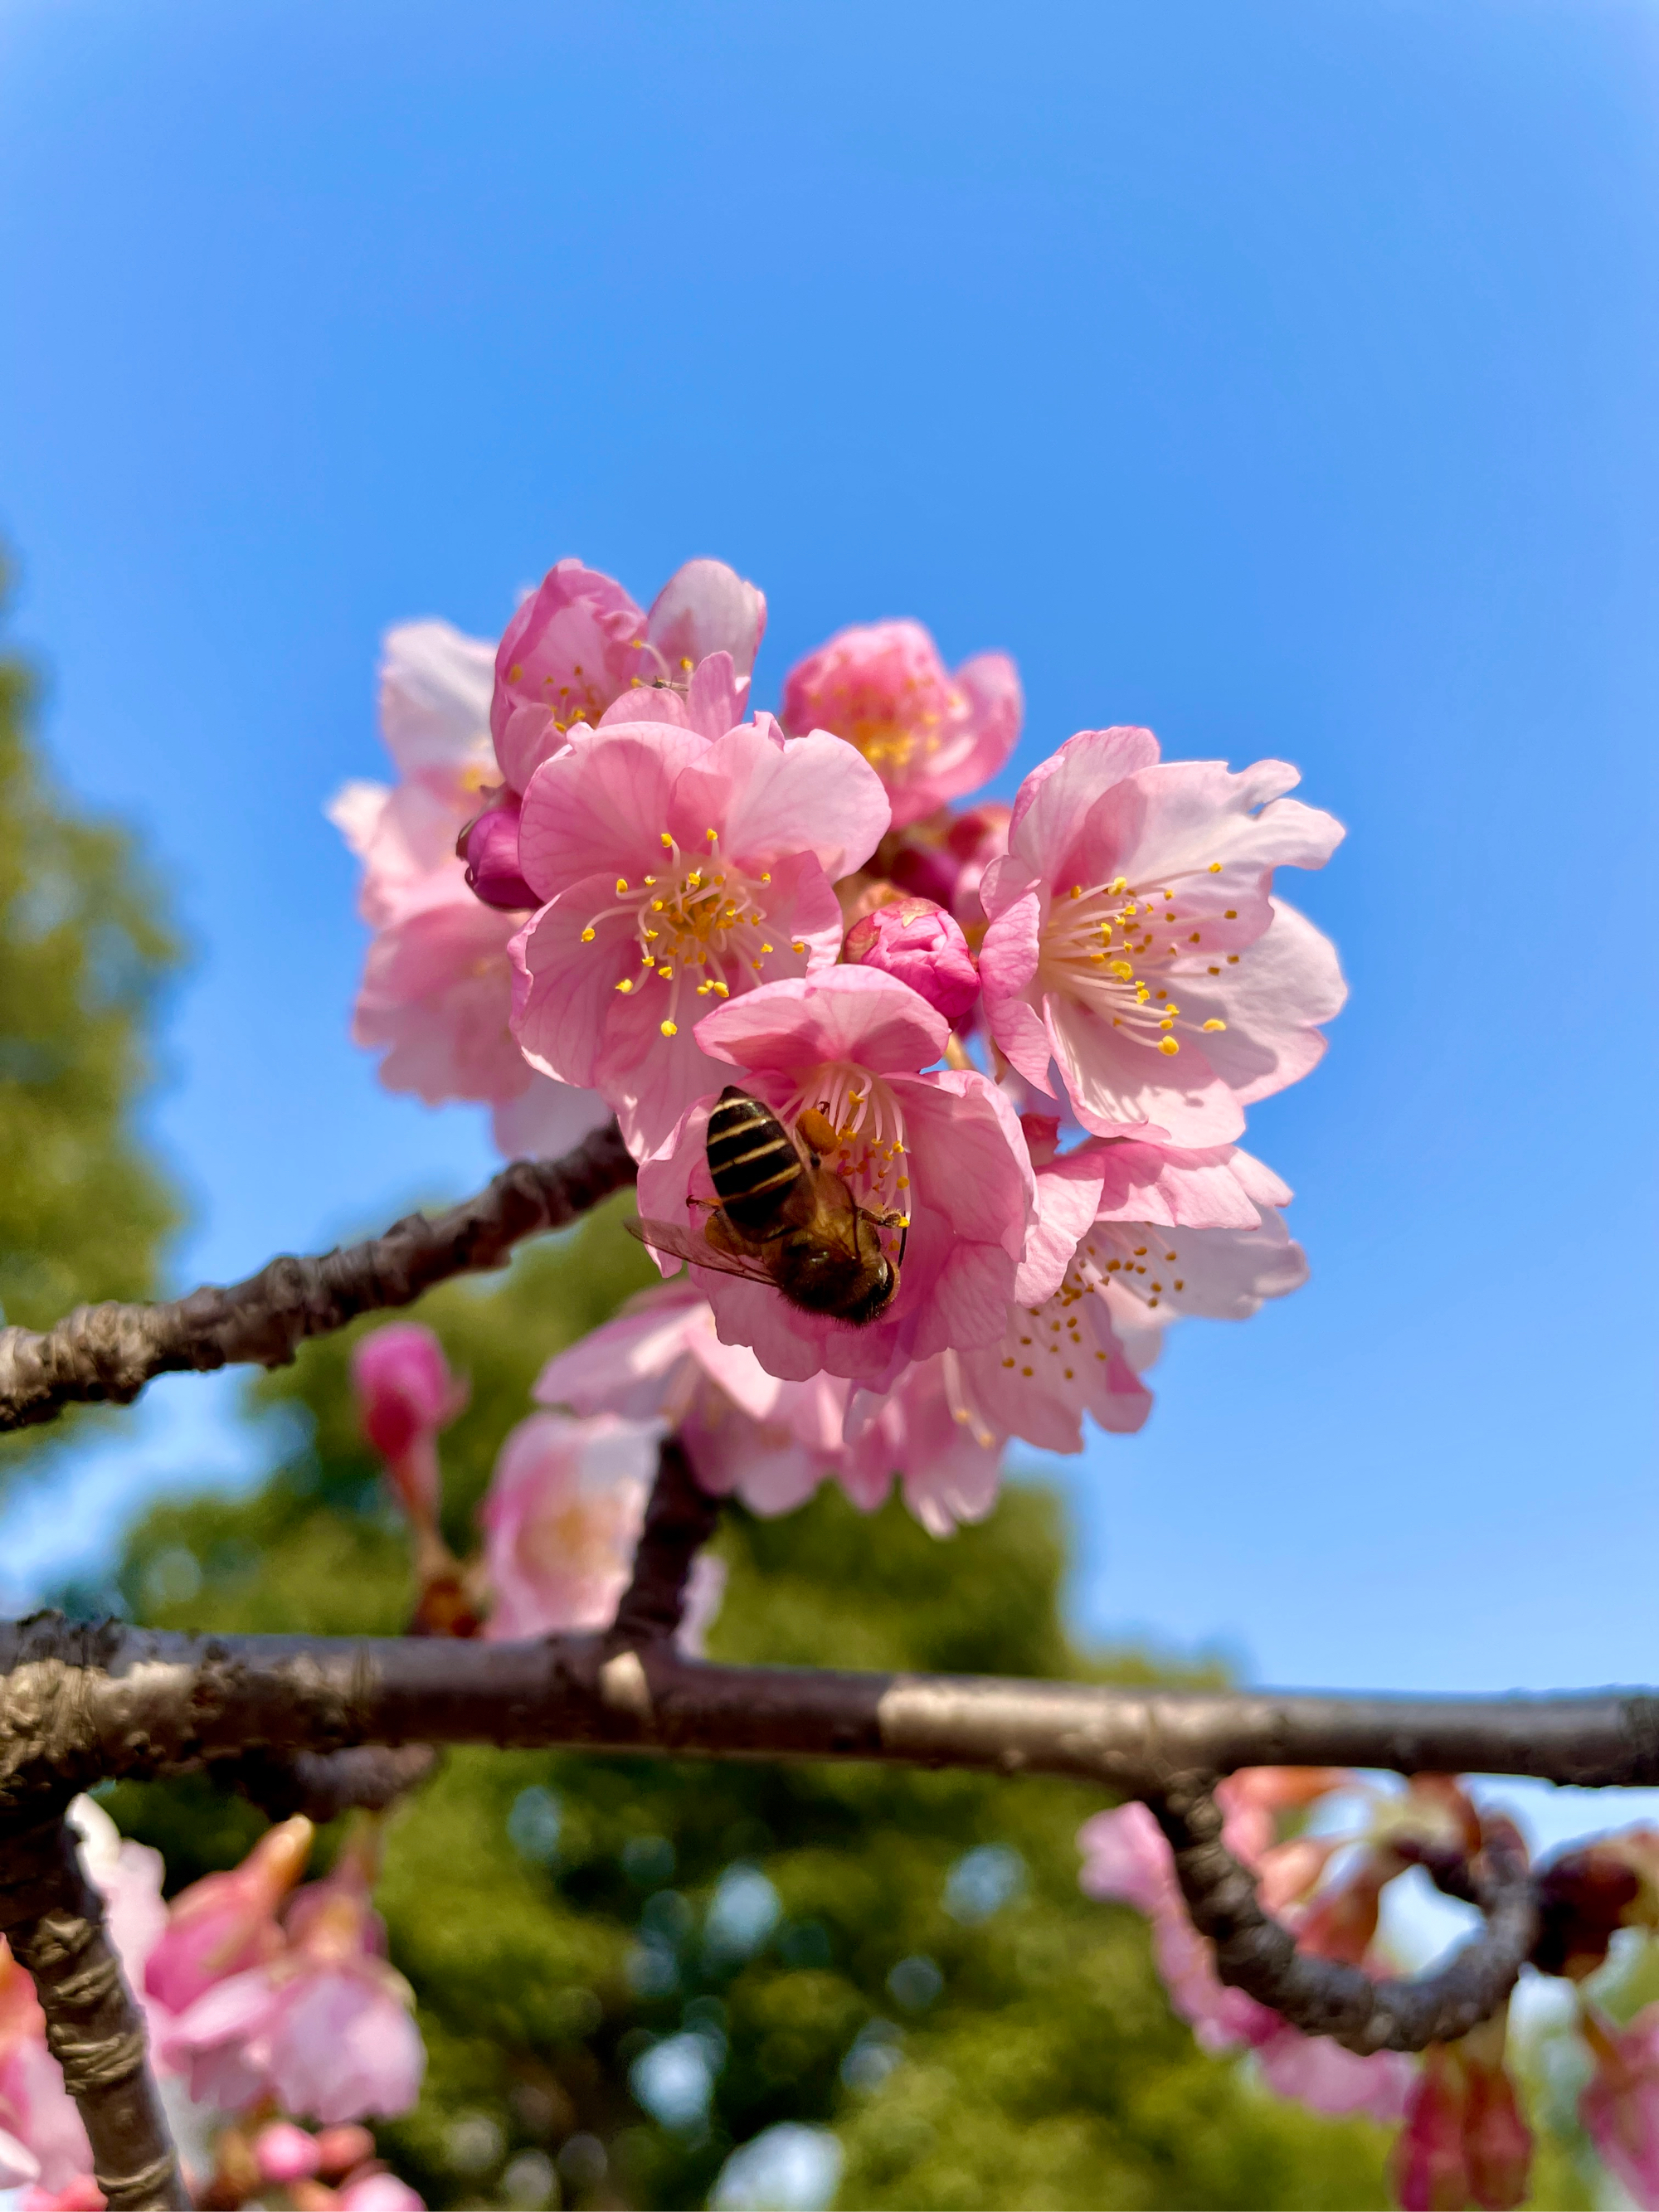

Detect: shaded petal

[517,726,710,902]
[508,882,636,1091]
[646,558,766,678]
[671,727,889,881]
[980,892,1059,1093]
[695,968,948,1079]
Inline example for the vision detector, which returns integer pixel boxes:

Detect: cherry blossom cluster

[0,1803,420,2211]
[333,552,1345,1537]
[1082,1775,1659,2211]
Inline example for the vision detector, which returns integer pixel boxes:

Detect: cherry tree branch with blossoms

[2,550,1655,2212]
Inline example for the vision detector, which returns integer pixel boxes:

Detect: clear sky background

[2,1,1656,1776]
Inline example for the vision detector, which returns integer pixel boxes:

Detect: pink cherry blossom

[19,2175,104,2211]
[338,2173,426,2212]
[479,1412,659,1639]
[1580,2002,1659,2205]
[979,727,1345,1144]
[781,620,1021,831]
[843,897,980,1023]
[840,1356,1003,1534]
[492,557,766,795]
[255,2120,324,2183]
[943,1140,1305,1454]
[635,969,1036,1391]
[145,1815,314,2017]
[160,1849,425,2127]
[0,2026,85,2197]
[333,624,610,1156]
[351,1322,466,1529]
[534,1281,843,1517]
[1390,2017,1531,2211]
[329,620,499,932]
[510,720,889,1158]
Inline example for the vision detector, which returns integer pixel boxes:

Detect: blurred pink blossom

[351,1323,467,1526]
[1390,2019,1531,2211]
[781,620,1020,831]
[843,897,980,1023]
[1580,2002,1659,2206]
[145,1815,313,2018]
[493,557,765,795]
[332,621,610,1156]
[336,2173,426,2211]
[535,1281,843,1517]
[510,720,888,1157]
[979,726,1345,1144]
[160,1845,424,2126]
[255,2120,324,2184]
[479,1412,659,1640]
[839,1354,1003,1535]
[636,970,1035,1392]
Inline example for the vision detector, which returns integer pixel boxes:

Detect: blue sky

[1,1,1656,1747]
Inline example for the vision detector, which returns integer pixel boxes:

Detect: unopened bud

[351,1324,466,1527]
[313,2127,377,2183]
[459,793,538,911]
[843,895,980,1022]
[255,2123,322,2185]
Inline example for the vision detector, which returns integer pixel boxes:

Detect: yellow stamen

[1159,1036,1180,1055]
[660,1019,678,1037]
[1202,1018,1227,1032]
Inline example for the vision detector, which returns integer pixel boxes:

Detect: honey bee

[628,1087,905,1325]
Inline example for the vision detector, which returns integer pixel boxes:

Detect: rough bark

[0,1122,636,1434]
[0,1815,185,2210]
[1150,1780,1538,2054]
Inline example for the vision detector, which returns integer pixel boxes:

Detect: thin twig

[1149,1779,1538,2054]
[0,1814,185,2210]
[0,1122,637,1435]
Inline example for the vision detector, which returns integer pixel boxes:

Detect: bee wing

[625,1216,779,1289]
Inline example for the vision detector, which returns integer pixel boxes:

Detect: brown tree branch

[0,1122,636,1435]
[0,1612,1655,1806]
[0,1813,185,2210]
[1149,1780,1538,2054]
[610,1435,723,1646]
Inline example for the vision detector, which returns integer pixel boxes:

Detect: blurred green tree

[0,561,182,1474]
[103,1198,1398,2212]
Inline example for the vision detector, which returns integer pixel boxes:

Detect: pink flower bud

[1389,2020,1533,2212]
[351,1325,467,1525]
[459,793,537,912]
[314,2127,377,2182]
[145,1815,314,2015]
[843,897,979,1023]
[255,2123,322,2185]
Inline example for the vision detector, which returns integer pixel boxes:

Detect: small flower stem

[0,1814,186,2210]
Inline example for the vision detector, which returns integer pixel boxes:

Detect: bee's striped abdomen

[706,1087,802,1237]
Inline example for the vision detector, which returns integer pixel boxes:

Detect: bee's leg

[702,1207,752,1259]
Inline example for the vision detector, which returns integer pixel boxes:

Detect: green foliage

[100,1204,1399,2211]
[0,561,182,1477]
[0,566,181,1334]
